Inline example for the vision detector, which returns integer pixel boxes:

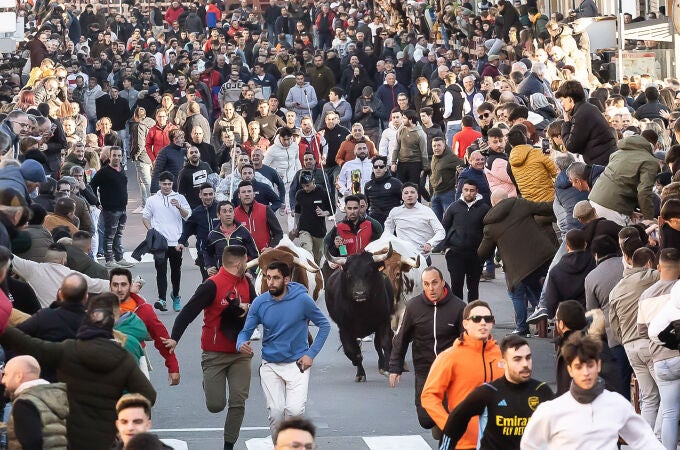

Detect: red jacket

[298,134,323,166]
[165,6,184,25]
[123,293,180,373]
[145,123,177,162]
[336,219,373,255]
[202,268,252,353]
[234,202,270,251]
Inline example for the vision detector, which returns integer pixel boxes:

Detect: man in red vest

[323,195,382,260]
[233,181,283,252]
[165,245,256,450]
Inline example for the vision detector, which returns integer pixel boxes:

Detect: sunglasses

[373,164,386,169]
[481,112,491,118]
[467,315,495,323]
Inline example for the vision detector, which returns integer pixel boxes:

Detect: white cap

[396,51,405,59]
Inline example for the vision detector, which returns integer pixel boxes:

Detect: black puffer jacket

[0,327,156,450]
[436,196,490,254]
[389,284,466,375]
[365,173,403,225]
[561,101,616,165]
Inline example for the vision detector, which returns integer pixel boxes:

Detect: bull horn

[372,243,393,263]
[292,256,320,273]
[246,258,260,269]
[401,254,420,268]
[323,247,347,266]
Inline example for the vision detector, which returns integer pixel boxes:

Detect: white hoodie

[263,135,301,184]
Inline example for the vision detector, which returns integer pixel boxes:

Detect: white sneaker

[132,206,144,214]
[250,327,262,341]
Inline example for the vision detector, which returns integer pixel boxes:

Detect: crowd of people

[0,0,677,448]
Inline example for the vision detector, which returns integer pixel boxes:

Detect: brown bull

[246,247,323,300]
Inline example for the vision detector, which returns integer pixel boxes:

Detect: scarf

[570,376,605,404]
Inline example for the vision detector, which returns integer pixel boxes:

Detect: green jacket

[588,135,659,219]
[8,382,69,450]
[430,151,464,194]
[115,312,150,361]
[478,198,557,290]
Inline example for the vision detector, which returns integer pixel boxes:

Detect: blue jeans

[655,355,680,450]
[508,282,538,332]
[430,190,456,222]
[536,240,568,313]
[445,121,462,148]
[101,209,126,262]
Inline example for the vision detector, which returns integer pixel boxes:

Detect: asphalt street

[118,168,560,449]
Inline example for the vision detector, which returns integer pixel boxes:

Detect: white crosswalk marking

[362,435,431,450]
[122,248,198,264]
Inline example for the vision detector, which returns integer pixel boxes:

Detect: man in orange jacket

[421,300,502,446]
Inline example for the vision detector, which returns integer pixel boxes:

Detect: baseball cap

[572,200,594,219]
[20,159,46,183]
[300,171,314,184]
[148,85,159,95]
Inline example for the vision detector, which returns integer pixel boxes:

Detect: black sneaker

[527,307,548,325]
[154,299,168,311]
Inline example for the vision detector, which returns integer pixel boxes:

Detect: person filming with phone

[237,261,330,441]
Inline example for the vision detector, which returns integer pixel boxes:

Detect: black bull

[324,248,394,382]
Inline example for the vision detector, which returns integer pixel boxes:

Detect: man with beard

[237,261,330,437]
[319,112,349,205]
[440,335,553,450]
[336,142,373,198]
[166,246,256,450]
[178,146,213,209]
[254,100,285,141]
[290,172,332,264]
[364,155,402,226]
[179,183,219,280]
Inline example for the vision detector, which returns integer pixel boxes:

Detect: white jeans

[590,201,633,227]
[259,360,310,435]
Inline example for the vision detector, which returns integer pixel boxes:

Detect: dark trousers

[318,32,332,50]
[445,251,482,302]
[415,372,436,429]
[101,209,126,262]
[155,246,182,300]
[396,161,422,186]
[324,165,340,206]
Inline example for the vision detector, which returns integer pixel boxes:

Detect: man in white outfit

[521,333,663,450]
[142,171,191,313]
[264,127,301,230]
[384,183,445,264]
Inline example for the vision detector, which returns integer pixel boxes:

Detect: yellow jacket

[509,145,558,202]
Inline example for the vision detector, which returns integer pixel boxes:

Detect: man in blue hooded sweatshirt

[237,260,330,437]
